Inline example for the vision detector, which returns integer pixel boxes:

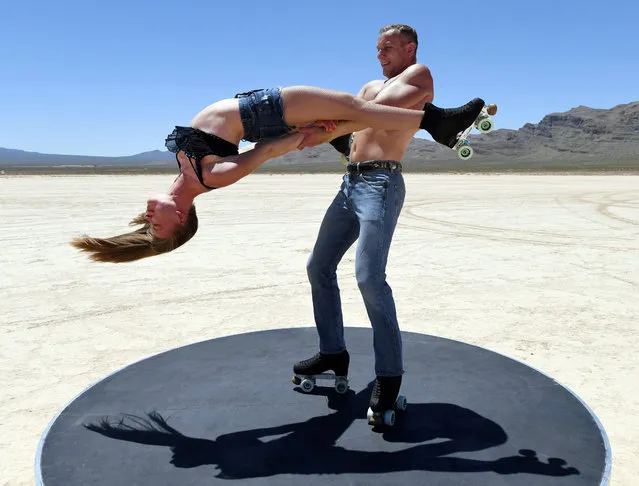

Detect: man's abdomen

[350,128,415,162]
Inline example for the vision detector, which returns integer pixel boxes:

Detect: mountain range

[1,101,637,173]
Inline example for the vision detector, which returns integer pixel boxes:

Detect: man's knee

[306,252,334,282]
[356,270,385,296]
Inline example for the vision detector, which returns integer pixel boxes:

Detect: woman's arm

[201,133,304,188]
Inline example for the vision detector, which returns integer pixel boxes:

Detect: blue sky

[1,0,637,156]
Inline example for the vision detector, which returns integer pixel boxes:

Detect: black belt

[346,161,402,173]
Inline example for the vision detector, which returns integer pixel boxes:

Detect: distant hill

[0,148,173,167]
[263,101,639,172]
[1,101,637,173]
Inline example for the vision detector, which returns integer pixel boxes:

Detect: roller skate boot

[420,98,486,148]
[292,350,350,394]
[367,375,407,427]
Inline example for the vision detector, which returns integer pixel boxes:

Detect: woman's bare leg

[281,86,486,148]
[281,86,423,130]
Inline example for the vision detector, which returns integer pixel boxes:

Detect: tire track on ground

[397,193,639,250]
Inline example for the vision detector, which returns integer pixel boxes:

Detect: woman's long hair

[71,205,198,263]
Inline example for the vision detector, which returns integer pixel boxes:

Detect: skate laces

[299,353,323,367]
[371,378,382,401]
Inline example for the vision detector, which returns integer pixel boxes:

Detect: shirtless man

[292,24,435,423]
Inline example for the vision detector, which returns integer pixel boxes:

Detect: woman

[71,86,485,263]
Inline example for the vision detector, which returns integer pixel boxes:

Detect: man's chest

[362,79,395,102]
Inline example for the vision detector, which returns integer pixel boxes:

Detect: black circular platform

[36,327,610,485]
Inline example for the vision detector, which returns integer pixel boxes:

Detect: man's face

[376,31,415,78]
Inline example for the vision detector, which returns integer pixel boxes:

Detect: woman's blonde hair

[71,205,198,263]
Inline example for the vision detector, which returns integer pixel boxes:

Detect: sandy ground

[0,173,637,485]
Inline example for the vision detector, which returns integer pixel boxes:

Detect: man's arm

[336,64,432,130]
[300,66,433,150]
[202,133,303,188]
[373,63,433,107]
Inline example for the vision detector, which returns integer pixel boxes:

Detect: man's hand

[313,120,338,132]
[297,126,334,149]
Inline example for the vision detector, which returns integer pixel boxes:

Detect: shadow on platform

[85,383,579,480]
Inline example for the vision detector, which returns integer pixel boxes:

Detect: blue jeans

[306,164,406,376]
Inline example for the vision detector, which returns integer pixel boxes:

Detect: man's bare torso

[350,73,429,163]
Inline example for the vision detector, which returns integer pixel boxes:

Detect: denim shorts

[235,87,295,143]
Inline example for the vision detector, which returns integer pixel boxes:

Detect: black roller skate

[292,350,350,394]
[420,98,486,148]
[367,375,407,427]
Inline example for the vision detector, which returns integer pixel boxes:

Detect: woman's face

[144,194,183,239]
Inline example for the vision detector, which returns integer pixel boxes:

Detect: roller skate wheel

[366,408,396,426]
[395,395,408,411]
[300,378,315,393]
[476,116,494,133]
[292,375,301,385]
[384,410,396,426]
[487,103,498,116]
[334,377,349,394]
[457,143,474,160]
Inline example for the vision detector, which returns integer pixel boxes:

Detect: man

[293,24,434,423]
